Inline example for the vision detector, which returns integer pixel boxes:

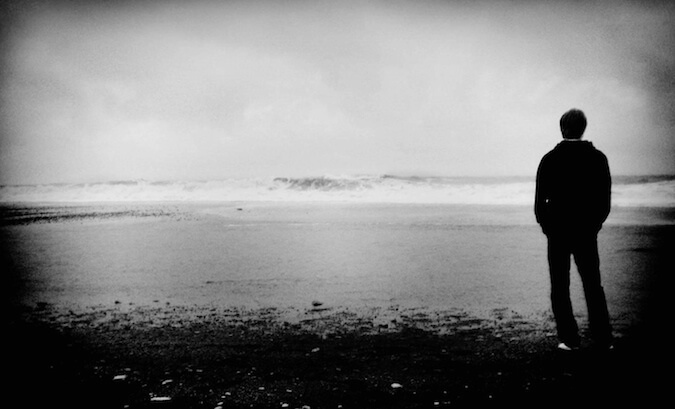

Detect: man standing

[535,108,613,351]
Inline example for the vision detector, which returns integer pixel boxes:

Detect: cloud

[1,0,674,183]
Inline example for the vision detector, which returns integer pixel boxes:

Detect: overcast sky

[1,0,674,184]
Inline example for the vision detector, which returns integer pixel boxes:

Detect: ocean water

[1,175,674,207]
[2,200,673,334]
[2,174,673,333]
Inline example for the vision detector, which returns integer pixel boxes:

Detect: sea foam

[1,175,673,207]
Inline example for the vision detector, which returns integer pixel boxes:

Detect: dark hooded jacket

[535,140,611,236]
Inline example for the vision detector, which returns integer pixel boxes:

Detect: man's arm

[597,153,611,227]
[535,157,549,233]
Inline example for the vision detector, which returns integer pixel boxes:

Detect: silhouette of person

[535,108,613,351]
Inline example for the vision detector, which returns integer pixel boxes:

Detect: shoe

[557,342,579,351]
[591,341,614,352]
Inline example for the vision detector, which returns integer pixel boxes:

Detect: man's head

[560,109,587,139]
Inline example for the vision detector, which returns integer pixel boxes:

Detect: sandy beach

[3,0,675,406]
[2,202,673,408]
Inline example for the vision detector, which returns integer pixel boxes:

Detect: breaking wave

[1,175,673,207]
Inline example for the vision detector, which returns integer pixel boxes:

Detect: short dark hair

[560,109,587,139]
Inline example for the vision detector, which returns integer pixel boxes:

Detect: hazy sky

[1,0,674,184]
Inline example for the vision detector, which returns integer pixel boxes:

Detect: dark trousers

[547,233,612,346]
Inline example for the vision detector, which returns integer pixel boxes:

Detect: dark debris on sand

[5,304,669,409]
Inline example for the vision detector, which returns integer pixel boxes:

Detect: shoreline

[1,201,674,227]
[3,202,672,407]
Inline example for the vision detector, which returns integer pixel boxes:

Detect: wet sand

[2,203,673,408]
